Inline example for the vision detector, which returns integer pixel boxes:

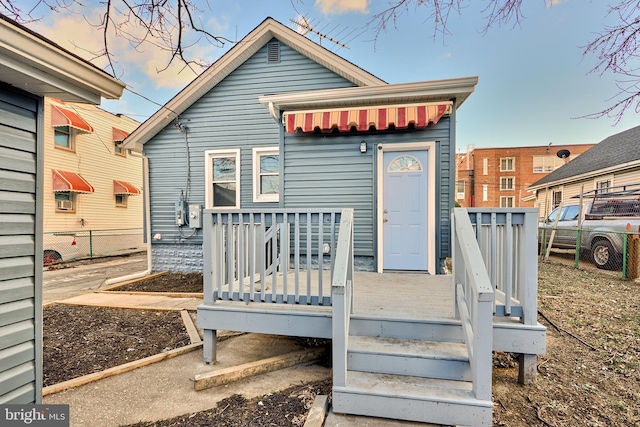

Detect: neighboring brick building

[455,144,594,208]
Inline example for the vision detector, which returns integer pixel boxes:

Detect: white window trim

[205,149,240,209]
[594,175,614,191]
[456,180,465,200]
[500,176,515,191]
[500,196,514,208]
[252,146,280,203]
[54,126,75,151]
[482,158,488,175]
[482,184,488,201]
[500,157,515,172]
[551,187,563,209]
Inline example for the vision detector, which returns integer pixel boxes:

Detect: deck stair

[332,329,493,426]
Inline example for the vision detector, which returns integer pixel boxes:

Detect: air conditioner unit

[57,200,73,210]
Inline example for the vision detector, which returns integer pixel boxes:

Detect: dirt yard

[43,305,190,387]
[492,261,639,427]
[44,261,640,426]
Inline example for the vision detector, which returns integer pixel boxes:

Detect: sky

[18,0,640,152]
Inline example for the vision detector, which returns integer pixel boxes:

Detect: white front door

[383,150,429,270]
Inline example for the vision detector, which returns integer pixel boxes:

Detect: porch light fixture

[360,141,367,153]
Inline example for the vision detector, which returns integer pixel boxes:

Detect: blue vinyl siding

[0,84,40,404]
[145,38,356,246]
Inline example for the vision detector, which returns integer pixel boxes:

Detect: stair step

[348,336,471,380]
[333,371,492,426]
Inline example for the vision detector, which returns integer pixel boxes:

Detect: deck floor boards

[214,271,454,321]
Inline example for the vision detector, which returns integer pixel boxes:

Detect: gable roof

[0,14,125,103]
[124,17,385,151]
[529,124,640,190]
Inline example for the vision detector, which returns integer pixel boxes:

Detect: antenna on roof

[290,15,352,50]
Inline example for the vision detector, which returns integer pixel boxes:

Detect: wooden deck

[214,270,453,319]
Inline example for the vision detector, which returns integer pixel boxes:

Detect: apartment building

[455,144,594,208]
[43,98,142,261]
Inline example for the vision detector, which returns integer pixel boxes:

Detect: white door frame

[376,141,437,274]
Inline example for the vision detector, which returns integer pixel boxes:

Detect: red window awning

[52,170,94,193]
[113,128,129,142]
[284,103,451,134]
[113,180,141,195]
[51,104,94,133]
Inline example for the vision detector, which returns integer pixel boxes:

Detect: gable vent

[267,41,280,64]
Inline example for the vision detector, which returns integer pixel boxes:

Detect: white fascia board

[527,159,640,192]
[0,19,125,102]
[124,17,386,150]
[258,76,479,111]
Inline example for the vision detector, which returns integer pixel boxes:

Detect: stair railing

[452,208,494,401]
[331,208,355,388]
[466,208,538,326]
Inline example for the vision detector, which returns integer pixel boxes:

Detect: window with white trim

[500,196,514,208]
[456,180,465,200]
[482,158,488,175]
[205,149,240,209]
[595,178,611,194]
[114,141,126,157]
[482,184,488,201]
[55,193,75,212]
[500,157,515,172]
[552,189,562,209]
[54,126,75,151]
[533,155,563,173]
[500,176,515,191]
[115,194,127,207]
[252,147,279,203]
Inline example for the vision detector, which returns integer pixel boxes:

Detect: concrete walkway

[43,257,440,426]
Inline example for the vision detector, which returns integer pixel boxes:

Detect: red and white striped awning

[113,128,129,142]
[284,103,451,134]
[52,170,94,193]
[51,105,94,133]
[113,180,141,195]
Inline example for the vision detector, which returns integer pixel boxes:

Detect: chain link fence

[539,226,640,279]
[43,228,144,265]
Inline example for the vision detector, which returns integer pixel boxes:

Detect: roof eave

[258,77,479,112]
[0,17,125,103]
[528,159,640,192]
[124,17,386,151]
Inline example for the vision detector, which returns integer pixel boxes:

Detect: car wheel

[43,250,62,266]
[591,240,617,270]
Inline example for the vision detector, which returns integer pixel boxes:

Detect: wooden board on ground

[193,347,325,391]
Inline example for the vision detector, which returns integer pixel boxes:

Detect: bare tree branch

[580,0,640,122]
[367,0,640,122]
[0,0,237,77]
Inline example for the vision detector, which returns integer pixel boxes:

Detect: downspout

[104,151,152,285]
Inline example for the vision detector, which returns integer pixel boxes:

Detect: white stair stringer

[333,371,493,426]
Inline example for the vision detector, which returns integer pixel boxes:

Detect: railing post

[202,211,216,364]
[89,230,93,259]
[520,210,538,326]
[473,295,494,401]
[331,209,354,389]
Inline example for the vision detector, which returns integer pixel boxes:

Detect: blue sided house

[126,17,477,275]
[125,17,545,427]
